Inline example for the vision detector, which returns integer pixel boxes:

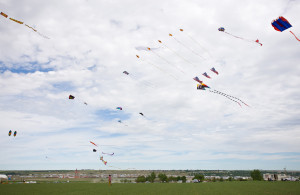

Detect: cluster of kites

[90,141,114,166]
[2,9,299,169]
[8,130,17,137]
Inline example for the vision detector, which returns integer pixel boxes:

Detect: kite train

[196,82,249,107]
[271,16,300,41]
[0,11,49,39]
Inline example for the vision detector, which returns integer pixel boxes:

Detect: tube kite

[102,152,114,156]
[13,131,17,137]
[8,130,12,136]
[218,27,262,46]
[90,141,98,147]
[271,16,300,41]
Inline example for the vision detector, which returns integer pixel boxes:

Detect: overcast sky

[0,0,299,171]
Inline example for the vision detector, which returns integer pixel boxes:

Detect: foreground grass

[1,181,300,195]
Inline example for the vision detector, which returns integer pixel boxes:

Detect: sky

[0,0,300,171]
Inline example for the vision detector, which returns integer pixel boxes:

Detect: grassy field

[1,181,300,195]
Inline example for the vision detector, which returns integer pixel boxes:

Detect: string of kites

[0,11,49,39]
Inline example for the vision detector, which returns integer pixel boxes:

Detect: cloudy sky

[1,0,299,171]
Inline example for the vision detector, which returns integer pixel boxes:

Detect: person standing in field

[108,175,112,186]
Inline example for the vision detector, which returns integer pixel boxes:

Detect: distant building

[0,174,8,183]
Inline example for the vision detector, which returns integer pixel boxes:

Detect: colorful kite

[271,16,300,41]
[0,11,49,39]
[13,131,17,137]
[210,67,219,75]
[8,130,12,136]
[90,141,98,147]
[218,27,262,46]
[193,77,203,84]
[69,95,75,99]
[202,72,211,79]
[116,107,122,110]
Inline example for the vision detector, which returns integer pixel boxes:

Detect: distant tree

[220,177,224,182]
[149,172,156,183]
[212,177,216,182]
[250,169,263,181]
[168,176,177,182]
[158,173,168,182]
[181,176,187,183]
[193,174,204,182]
[228,176,233,181]
[136,175,146,183]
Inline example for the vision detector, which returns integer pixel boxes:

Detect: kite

[271,16,300,41]
[100,156,107,165]
[116,107,122,110]
[123,70,154,87]
[218,27,262,46]
[0,11,49,39]
[139,113,144,116]
[8,130,12,136]
[13,131,17,137]
[193,77,203,84]
[210,67,219,75]
[102,152,114,156]
[202,72,211,79]
[90,141,98,147]
[69,95,75,99]
[68,95,87,105]
[93,149,97,152]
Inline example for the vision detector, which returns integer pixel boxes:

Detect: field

[1,181,300,195]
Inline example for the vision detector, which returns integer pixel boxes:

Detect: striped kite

[271,16,300,41]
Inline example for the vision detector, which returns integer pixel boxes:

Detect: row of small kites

[0,12,49,39]
[69,94,145,123]
[8,130,17,137]
[1,12,298,42]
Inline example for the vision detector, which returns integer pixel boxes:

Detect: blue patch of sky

[94,109,131,121]
[52,81,76,92]
[0,60,54,74]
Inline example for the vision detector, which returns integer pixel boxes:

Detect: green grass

[1,181,300,195]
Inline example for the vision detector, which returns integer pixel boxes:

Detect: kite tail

[210,89,242,107]
[290,31,300,41]
[224,32,260,46]
[216,91,249,107]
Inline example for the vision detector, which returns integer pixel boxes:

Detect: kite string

[213,89,249,107]
[209,89,241,107]
[150,49,185,74]
[137,56,178,80]
[171,36,206,60]
[159,41,196,68]
[180,30,214,59]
